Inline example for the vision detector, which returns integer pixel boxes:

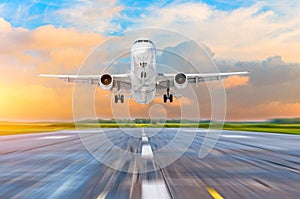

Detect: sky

[0,0,299,121]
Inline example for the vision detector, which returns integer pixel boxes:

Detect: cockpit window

[133,40,153,45]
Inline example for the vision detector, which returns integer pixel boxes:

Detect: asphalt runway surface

[0,128,300,199]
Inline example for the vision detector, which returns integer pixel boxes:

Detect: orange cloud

[94,92,192,119]
[226,102,300,121]
[49,48,88,69]
[223,76,249,88]
[0,17,12,32]
[31,25,104,49]
[0,17,299,121]
[0,84,73,120]
[0,19,105,121]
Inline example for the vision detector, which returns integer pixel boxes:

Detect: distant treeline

[78,118,300,124]
[79,119,211,124]
[269,118,300,124]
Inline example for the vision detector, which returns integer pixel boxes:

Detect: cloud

[2,1,300,64]
[129,2,300,62]
[0,19,104,72]
[0,18,105,120]
[49,48,87,69]
[0,17,12,32]
[93,91,194,120]
[55,0,124,34]
[223,76,249,88]
[221,56,300,120]
[0,12,299,121]
[0,84,73,120]
[227,101,300,121]
[31,25,104,49]
[143,2,212,26]
[141,39,300,120]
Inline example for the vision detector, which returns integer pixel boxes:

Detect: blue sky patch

[0,0,266,34]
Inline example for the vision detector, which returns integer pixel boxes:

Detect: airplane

[37,37,249,104]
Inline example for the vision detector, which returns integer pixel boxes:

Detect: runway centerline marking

[142,144,154,158]
[37,136,70,140]
[206,187,224,199]
[142,180,171,199]
[142,128,146,137]
[142,136,149,143]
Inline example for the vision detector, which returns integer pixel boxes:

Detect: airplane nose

[134,47,152,55]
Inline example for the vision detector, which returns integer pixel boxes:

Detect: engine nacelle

[174,73,188,89]
[99,74,113,90]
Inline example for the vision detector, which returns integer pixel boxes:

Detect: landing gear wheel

[163,88,173,103]
[169,94,173,103]
[114,94,125,103]
[163,94,167,103]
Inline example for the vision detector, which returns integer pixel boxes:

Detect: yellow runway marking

[206,187,224,199]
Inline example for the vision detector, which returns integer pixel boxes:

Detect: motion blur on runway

[0,128,300,199]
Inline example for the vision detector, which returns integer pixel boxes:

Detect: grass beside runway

[222,123,300,135]
[0,121,299,136]
[0,122,201,135]
[0,122,77,136]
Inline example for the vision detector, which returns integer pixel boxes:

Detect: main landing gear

[163,88,173,103]
[114,94,124,103]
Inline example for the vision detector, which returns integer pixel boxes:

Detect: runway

[0,128,300,199]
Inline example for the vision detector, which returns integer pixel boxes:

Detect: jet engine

[174,73,188,89]
[99,74,113,90]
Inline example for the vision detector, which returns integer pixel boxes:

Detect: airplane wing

[156,71,250,89]
[37,74,131,90]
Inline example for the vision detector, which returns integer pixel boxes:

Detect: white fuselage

[130,38,156,104]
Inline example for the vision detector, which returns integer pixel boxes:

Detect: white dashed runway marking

[142,180,171,199]
[142,136,149,143]
[37,136,70,140]
[141,144,154,158]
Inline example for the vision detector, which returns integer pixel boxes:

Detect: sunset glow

[0,1,299,121]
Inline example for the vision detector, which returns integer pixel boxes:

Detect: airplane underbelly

[132,86,156,104]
